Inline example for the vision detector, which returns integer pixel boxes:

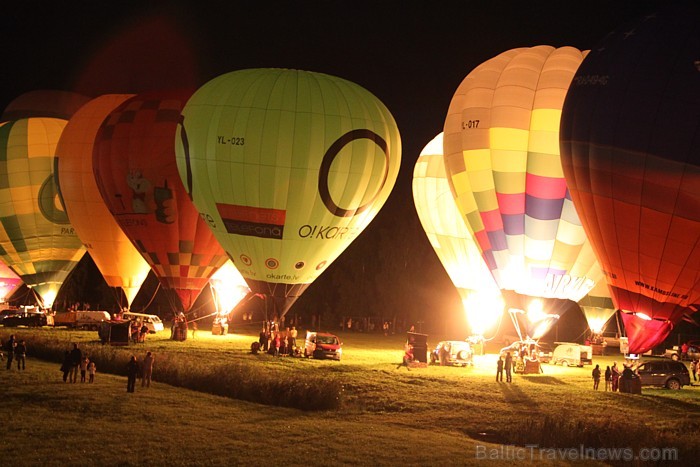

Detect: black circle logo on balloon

[318,129,390,218]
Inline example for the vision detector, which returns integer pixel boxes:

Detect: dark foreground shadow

[499,381,539,408]
[519,375,567,385]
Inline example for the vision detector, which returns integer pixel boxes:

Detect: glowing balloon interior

[209,260,250,317]
[0,262,22,302]
[176,68,401,317]
[412,133,503,336]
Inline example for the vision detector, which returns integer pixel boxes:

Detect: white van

[121,312,164,333]
[550,342,593,367]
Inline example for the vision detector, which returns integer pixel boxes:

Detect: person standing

[126,355,139,393]
[496,355,504,382]
[142,351,155,388]
[88,360,96,383]
[611,362,621,392]
[80,356,89,383]
[274,332,281,357]
[15,340,27,370]
[604,365,612,391]
[60,350,71,382]
[690,360,697,383]
[69,343,82,383]
[504,352,513,383]
[5,334,16,370]
[592,364,601,390]
[290,326,298,350]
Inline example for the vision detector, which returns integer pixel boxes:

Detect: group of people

[591,362,633,391]
[126,351,155,392]
[130,320,150,344]
[257,323,298,357]
[496,352,513,382]
[60,343,96,383]
[2,334,28,370]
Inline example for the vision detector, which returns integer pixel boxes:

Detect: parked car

[664,342,700,361]
[2,310,48,327]
[430,340,474,366]
[304,331,342,360]
[636,360,690,389]
[0,308,18,323]
[121,312,164,333]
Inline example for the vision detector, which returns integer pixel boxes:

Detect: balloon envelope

[560,6,700,352]
[175,68,401,317]
[0,118,86,307]
[412,133,502,336]
[56,94,151,308]
[443,46,597,303]
[93,91,228,312]
[443,46,603,339]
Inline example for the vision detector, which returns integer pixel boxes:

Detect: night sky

[1,0,676,335]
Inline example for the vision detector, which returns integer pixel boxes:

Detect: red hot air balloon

[92,91,229,313]
[560,5,700,353]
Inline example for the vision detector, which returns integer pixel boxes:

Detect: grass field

[1,325,699,465]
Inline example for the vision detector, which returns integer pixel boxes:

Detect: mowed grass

[2,326,699,465]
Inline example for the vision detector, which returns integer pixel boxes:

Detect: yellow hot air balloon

[412,133,503,336]
[443,46,602,339]
[176,68,401,318]
[0,117,85,308]
[55,94,151,308]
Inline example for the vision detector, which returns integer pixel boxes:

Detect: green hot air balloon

[176,68,401,318]
[0,117,86,308]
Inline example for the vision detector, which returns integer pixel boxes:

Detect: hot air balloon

[443,46,601,340]
[56,94,151,309]
[0,261,22,303]
[560,5,700,353]
[175,68,401,319]
[0,117,86,308]
[412,133,503,337]
[93,91,229,313]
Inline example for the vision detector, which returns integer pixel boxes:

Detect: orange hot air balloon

[56,94,151,308]
[560,5,700,353]
[92,91,228,313]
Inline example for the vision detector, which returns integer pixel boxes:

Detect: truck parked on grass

[51,310,111,331]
